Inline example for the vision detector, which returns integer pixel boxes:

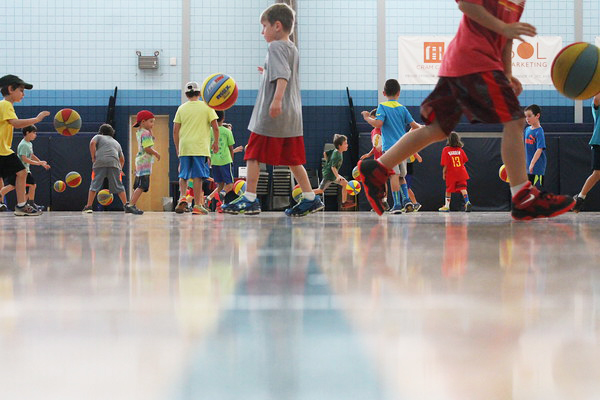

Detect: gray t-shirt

[248,40,302,138]
[91,134,123,169]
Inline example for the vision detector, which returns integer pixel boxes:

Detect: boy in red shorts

[357,0,574,220]
[222,3,323,217]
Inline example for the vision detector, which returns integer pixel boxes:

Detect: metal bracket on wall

[136,51,160,69]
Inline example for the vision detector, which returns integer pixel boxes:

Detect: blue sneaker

[402,201,414,213]
[285,196,324,217]
[388,204,404,214]
[222,195,261,215]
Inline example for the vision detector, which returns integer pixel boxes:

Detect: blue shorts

[211,163,234,184]
[179,156,210,180]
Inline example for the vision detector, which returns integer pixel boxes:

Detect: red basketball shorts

[244,132,306,166]
[446,179,468,193]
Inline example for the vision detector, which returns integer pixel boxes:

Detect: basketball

[65,171,82,188]
[551,42,600,100]
[201,73,239,110]
[291,184,303,203]
[97,189,113,206]
[372,134,381,148]
[346,180,361,196]
[352,166,362,180]
[53,108,82,136]
[499,164,509,183]
[233,179,246,195]
[53,180,66,192]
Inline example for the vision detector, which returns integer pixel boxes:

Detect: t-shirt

[524,126,546,175]
[174,100,218,156]
[135,128,155,176]
[91,134,123,169]
[590,101,600,146]
[439,0,525,77]
[375,101,415,151]
[441,146,469,183]
[211,125,235,166]
[370,128,382,159]
[17,139,33,173]
[248,40,303,138]
[322,149,343,182]
[0,99,17,156]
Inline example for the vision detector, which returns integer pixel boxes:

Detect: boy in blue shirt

[362,79,421,213]
[524,104,546,189]
[573,93,600,212]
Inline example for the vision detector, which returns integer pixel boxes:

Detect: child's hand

[337,176,347,185]
[257,66,264,74]
[37,111,50,121]
[233,146,244,153]
[529,164,534,174]
[360,154,368,160]
[509,75,523,96]
[361,111,370,120]
[155,153,161,161]
[502,22,536,42]
[269,100,282,118]
[42,161,50,170]
[223,123,233,130]
[211,141,219,154]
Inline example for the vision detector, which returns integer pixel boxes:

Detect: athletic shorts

[179,156,210,180]
[134,175,150,192]
[420,70,523,135]
[528,174,543,189]
[318,179,340,191]
[385,156,407,178]
[592,145,600,171]
[211,164,234,184]
[0,153,26,180]
[244,132,306,166]
[90,167,125,193]
[446,179,467,193]
[3,172,35,187]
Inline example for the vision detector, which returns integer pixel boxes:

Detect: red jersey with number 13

[441,146,469,182]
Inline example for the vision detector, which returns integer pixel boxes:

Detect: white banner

[398,36,563,85]
[596,36,600,48]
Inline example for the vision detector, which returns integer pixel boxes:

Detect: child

[130,110,160,211]
[205,110,237,210]
[0,125,51,211]
[314,134,354,209]
[361,80,422,214]
[360,108,389,210]
[573,93,600,212]
[222,3,324,217]
[173,81,219,215]
[439,132,472,212]
[524,104,546,189]
[406,152,423,211]
[83,124,142,214]
[0,74,49,216]
[357,1,574,220]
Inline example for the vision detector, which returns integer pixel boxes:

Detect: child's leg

[289,165,316,201]
[460,189,469,201]
[444,192,451,208]
[578,170,600,198]
[408,188,417,204]
[389,174,401,207]
[130,187,144,206]
[15,169,27,205]
[193,178,203,205]
[178,178,188,201]
[86,190,97,207]
[378,122,446,170]
[501,118,529,193]
[340,182,347,203]
[117,191,128,205]
[27,184,36,201]
[244,159,260,197]
[0,184,14,198]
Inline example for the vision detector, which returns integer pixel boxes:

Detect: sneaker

[382,198,390,211]
[285,195,324,217]
[175,198,187,214]
[82,205,93,214]
[511,182,575,220]
[388,204,404,214]
[124,204,144,215]
[465,201,472,212]
[413,203,422,212]
[572,195,585,213]
[357,159,391,216]
[341,200,355,209]
[438,205,450,212]
[14,203,42,216]
[192,204,209,215]
[0,203,7,212]
[222,196,261,215]
[402,201,414,213]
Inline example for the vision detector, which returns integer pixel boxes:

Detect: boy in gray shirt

[222,3,323,217]
[82,124,142,214]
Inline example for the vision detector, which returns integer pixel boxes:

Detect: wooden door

[129,115,170,211]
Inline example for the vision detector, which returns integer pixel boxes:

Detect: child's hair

[185,90,200,99]
[22,125,37,135]
[447,131,463,148]
[0,84,18,97]
[369,108,377,118]
[216,110,225,122]
[260,3,295,33]
[99,123,115,137]
[383,79,400,97]
[525,104,542,116]
[333,134,347,149]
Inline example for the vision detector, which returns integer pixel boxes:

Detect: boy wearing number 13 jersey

[440,132,471,212]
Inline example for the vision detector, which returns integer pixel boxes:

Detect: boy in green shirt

[314,134,354,208]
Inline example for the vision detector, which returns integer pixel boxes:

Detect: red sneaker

[341,200,355,209]
[511,182,575,220]
[357,159,391,216]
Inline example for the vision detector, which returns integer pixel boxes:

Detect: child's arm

[414,152,423,163]
[144,146,160,161]
[270,78,287,118]
[457,2,536,42]
[173,123,181,156]
[442,165,447,180]
[594,93,600,107]
[361,111,383,129]
[233,146,244,154]
[229,145,234,160]
[529,148,543,174]
[210,120,219,154]
[90,140,97,163]
[360,148,374,160]
[27,154,50,170]
[409,121,422,130]
[8,111,50,129]
[119,153,125,169]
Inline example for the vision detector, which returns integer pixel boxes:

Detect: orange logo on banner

[424,42,445,63]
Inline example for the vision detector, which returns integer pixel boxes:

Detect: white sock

[510,182,528,197]
[303,191,315,201]
[17,202,26,207]
[244,192,257,201]
[579,193,586,199]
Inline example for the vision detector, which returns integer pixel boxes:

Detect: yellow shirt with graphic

[173,100,218,157]
[0,100,17,155]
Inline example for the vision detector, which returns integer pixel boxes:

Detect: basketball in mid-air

[233,179,246,195]
[65,171,82,188]
[97,189,113,206]
[201,73,239,110]
[53,108,82,136]
[499,164,509,183]
[291,184,302,203]
[346,180,361,196]
[551,42,600,100]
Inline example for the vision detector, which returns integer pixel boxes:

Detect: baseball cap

[0,74,33,90]
[184,81,201,92]
[133,110,155,127]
